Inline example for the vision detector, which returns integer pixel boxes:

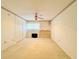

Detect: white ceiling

[2,0,73,20]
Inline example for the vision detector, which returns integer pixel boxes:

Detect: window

[22,22,40,31]
[26,23,40,30]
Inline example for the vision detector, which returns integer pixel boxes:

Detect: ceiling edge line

[49,0,76,22]
[1,6,29,22]
[1,6,50,22]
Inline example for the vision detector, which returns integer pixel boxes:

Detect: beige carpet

[2,38,71,59]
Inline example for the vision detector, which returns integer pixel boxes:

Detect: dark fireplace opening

[32,33,38,38]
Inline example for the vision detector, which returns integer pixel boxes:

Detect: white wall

[40,22,51,30]
[51,2,76,59]
[1,9,26,50]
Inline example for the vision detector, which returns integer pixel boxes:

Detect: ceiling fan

[34,12,44,20]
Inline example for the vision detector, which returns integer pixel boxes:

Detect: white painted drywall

[51,2,76,59]
[1,9,26,50]
[40,22,51,30]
